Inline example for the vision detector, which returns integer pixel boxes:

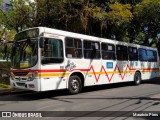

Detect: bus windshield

[11,38,38,69]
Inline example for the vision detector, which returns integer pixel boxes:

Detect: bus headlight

[11,75,15,80]
[28,72,38,81]
[10,73,15,80]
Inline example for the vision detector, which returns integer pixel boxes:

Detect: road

[0,78,160,120]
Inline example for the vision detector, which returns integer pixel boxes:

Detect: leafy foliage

[106,3,133,41]
[0,0,159,51]
[0,0,35,32]
[133,0,160,51]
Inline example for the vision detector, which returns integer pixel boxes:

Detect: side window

[153,51,158,62]
[128,47,138,61]
[138,48,147,61]
[42,38,63,64]
[65,37,82,58]
[147,50,157,62]
[101,43,115,60]
[116,45,128,60]
[83,40,100,59]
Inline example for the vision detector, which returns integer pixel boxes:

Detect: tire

[68,76,82,94]
[134,72,141,85]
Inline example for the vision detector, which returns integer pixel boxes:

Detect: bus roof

[23,27,158,51]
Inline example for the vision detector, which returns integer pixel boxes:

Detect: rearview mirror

[95,43,99,50]
[92,43,99,50]
[4,45,7,56]
[12,44,16,56]
[39,37,44,48]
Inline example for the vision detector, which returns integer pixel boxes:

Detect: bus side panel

[65,59,103,86]
[128,61,139,82]
[114,61,130,83]
[101,60,115,84]
[147,61,159,79]
[139,62,149,80]
[85,59,105,85]
[40,64,67,91]
[140,61,158,80]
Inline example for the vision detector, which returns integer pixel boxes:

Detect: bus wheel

[134,72,141,85]
[68,76,82,94]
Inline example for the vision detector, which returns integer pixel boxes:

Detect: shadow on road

[0,78,159,101]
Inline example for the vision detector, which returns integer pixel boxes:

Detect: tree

[0,28,16,60]
[106,2,133,41]
[1,0,159,51]
[0,0,35,32]
[134,0,160,47]
[35,0,107,36]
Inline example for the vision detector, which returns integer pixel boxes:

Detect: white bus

[10,27,159,94]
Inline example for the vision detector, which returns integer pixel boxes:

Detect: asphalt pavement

[0,78,160,120]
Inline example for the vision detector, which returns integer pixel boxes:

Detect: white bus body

[10,27,159,94]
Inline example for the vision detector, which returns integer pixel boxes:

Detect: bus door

[128,46,139,81]
[138,48,149,79]
[114,45,129,83]
[40,36,66,91]
[82,40,102,86]
[101,42,116,84]
[146,49,158,78]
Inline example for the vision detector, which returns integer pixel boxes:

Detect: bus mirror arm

[4,45,7,57]
[39,37,44,48]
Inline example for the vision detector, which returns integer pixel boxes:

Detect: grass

[0,77,11,89]
[0,83,10,88]
[0,61,11,89]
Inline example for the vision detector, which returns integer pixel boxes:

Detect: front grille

[13,72,29,76]
[15,77,27,81]
[16,82,26,87]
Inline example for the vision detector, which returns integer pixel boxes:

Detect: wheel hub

[71,79,79,90]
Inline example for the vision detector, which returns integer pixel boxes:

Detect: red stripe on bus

[70,69,90,72]
[87,64,130,82]
[10,67,159,73]
[72,65,159,83]
[10,70,38,72]
[39,69,66,72]
[10,69,66,72]
[10,66,159,84]
[142,68,159,70]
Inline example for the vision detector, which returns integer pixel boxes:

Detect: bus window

[101,43,115,60]
[83,40,100,59]
[153,51,158,62]
[116,45,128,61]
[138,48,147,61]
[128,47,138,61]
[65,37,82,58]
[42,38,63,64]
[147,50,157,62]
